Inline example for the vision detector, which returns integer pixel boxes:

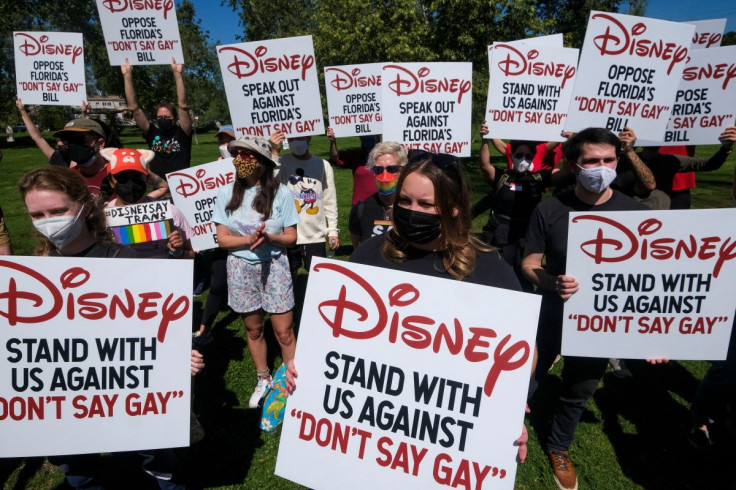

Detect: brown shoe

[548,449,578,490]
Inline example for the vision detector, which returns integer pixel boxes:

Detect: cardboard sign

[276,259,540,489]
[381,63,473,157]
[0,256,192,457]
[217,36,324,139]
[485,42,579,142]
[96,0,184,65]
[565,11,694,140]
[14,31,86,106]
[687,19,727,50]
[105,200,173,244]
[637,46,736,147]
[167,159,236,251]
[562,209,736,360]
[325,63,383,137]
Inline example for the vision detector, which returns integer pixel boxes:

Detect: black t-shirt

[350,234,521,291]
[145,125,192,180]
[50,242,139,258]
[524,187,648,278]
[348,193,392,244]
[484,169,552,245]
[49,150,68,167]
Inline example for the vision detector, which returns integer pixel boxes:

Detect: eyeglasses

[230,148,257,158]
[513,153,534,160]
[371,165,401,175]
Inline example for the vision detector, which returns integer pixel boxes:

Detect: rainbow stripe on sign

[111,220,173,245]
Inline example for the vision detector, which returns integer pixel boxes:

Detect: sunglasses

[230,148,257,158]
[513,153,534,160]
[407,149,458,169]
[371,165,401,175]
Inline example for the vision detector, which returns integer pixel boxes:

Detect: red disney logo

[591,13,688,75]
[383,65,471,104]
[682,62,736,90]
[573,215,736,278]
[326,67,381,91]
[494,44,576,89]
[15,33,82,65]
[100,0,174,20]
[169,167,234,198]
[0,260,189,342]
[313,262,530,398]
[218,44,314,81]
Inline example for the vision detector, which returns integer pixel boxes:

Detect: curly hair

[18,167,113,256]
[380,156,489,280]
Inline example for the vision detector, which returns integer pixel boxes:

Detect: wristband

[168,248,184,258]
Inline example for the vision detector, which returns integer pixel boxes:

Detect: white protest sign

[382,63,472,157]
[167,159,236,251]
[14,32,86,106]
[96,0,184,65]
[325,63,383,138]
[688,19,727,50]
[565,11,694,140]
[638,46,736,147]
[217,36,324,139]
[276,258,540,489]
[485,43,579,142]
[0,256,192,457]
[562,209,736,360]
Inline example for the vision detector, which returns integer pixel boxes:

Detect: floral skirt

[226,253,294,314]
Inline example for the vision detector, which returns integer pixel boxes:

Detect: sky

[189,0,736,47]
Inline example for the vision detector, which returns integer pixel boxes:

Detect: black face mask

[157,118,175,133]
[114,177,148,204]
[57,145,72,166]
[68,143,96,166]
[393,205,442,244]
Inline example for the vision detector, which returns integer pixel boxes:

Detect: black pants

[286,242,326,280]
[201,248,228,329]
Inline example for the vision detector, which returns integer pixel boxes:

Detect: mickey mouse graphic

[288,168,320,215]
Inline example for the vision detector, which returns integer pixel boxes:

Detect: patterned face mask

[232,153,261,179]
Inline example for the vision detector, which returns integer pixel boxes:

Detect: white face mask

[32,205,86,250]
[289,140,309,156]
[512,156,533,173]
[219,144,230,160]
[576,165,617,194]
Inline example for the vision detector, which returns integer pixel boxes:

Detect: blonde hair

[366,142,408,170]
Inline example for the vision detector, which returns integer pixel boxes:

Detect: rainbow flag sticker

[111,219,173,245]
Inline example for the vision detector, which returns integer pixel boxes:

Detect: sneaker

[193,281,206,296]
[548,449,578,490]
[609,358,633,379]
[248,376,272,408]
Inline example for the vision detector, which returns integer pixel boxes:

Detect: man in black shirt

[521,128,649,490]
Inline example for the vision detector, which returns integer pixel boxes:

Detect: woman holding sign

[212,135,300,409]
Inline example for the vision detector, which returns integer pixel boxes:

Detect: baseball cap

[53,118,106,140]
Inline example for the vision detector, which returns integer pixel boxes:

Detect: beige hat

[227,135,276,165]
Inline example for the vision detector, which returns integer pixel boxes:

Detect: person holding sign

[101,148,193,259]
[479,122,564,174]
[521,128,659,490]
[348,141,407,248]
[212,135,300,409]
[121,58,193,180]
[327,126,379,205]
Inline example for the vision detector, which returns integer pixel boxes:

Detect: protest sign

[562,209,736,360]
[167,159,236,251]
[96,0,184,65]
[485,42,579,142]
[105,200,173,245]
[325,63,383,138]
[14,31,86,106]
[565,11,694,141]
[217,36,324,138]
[381,63,472,157]
[0,256,192,457]
[276,258,540,489]
[638,46,736,147]
[688,19,727,50]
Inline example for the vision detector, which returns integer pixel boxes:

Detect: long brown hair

[18,167,113,256]
[381,157,488,280]
[225,156,280,220]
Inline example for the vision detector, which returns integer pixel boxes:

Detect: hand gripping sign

[14,31,87,106]
[276,258,540,489]
[0,256,192,457]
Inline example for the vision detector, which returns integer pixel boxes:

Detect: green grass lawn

[1,128,735,489]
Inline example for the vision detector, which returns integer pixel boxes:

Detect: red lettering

[170,168,235,198]
[383,64,472,103]
[101,0,174,20]
[15,32,83,64]
[218,45,315,81]
[494,44,576,89]
[326,66,381,91]
[682,63,736,90]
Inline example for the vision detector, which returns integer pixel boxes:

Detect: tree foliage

[723,31,736,47]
